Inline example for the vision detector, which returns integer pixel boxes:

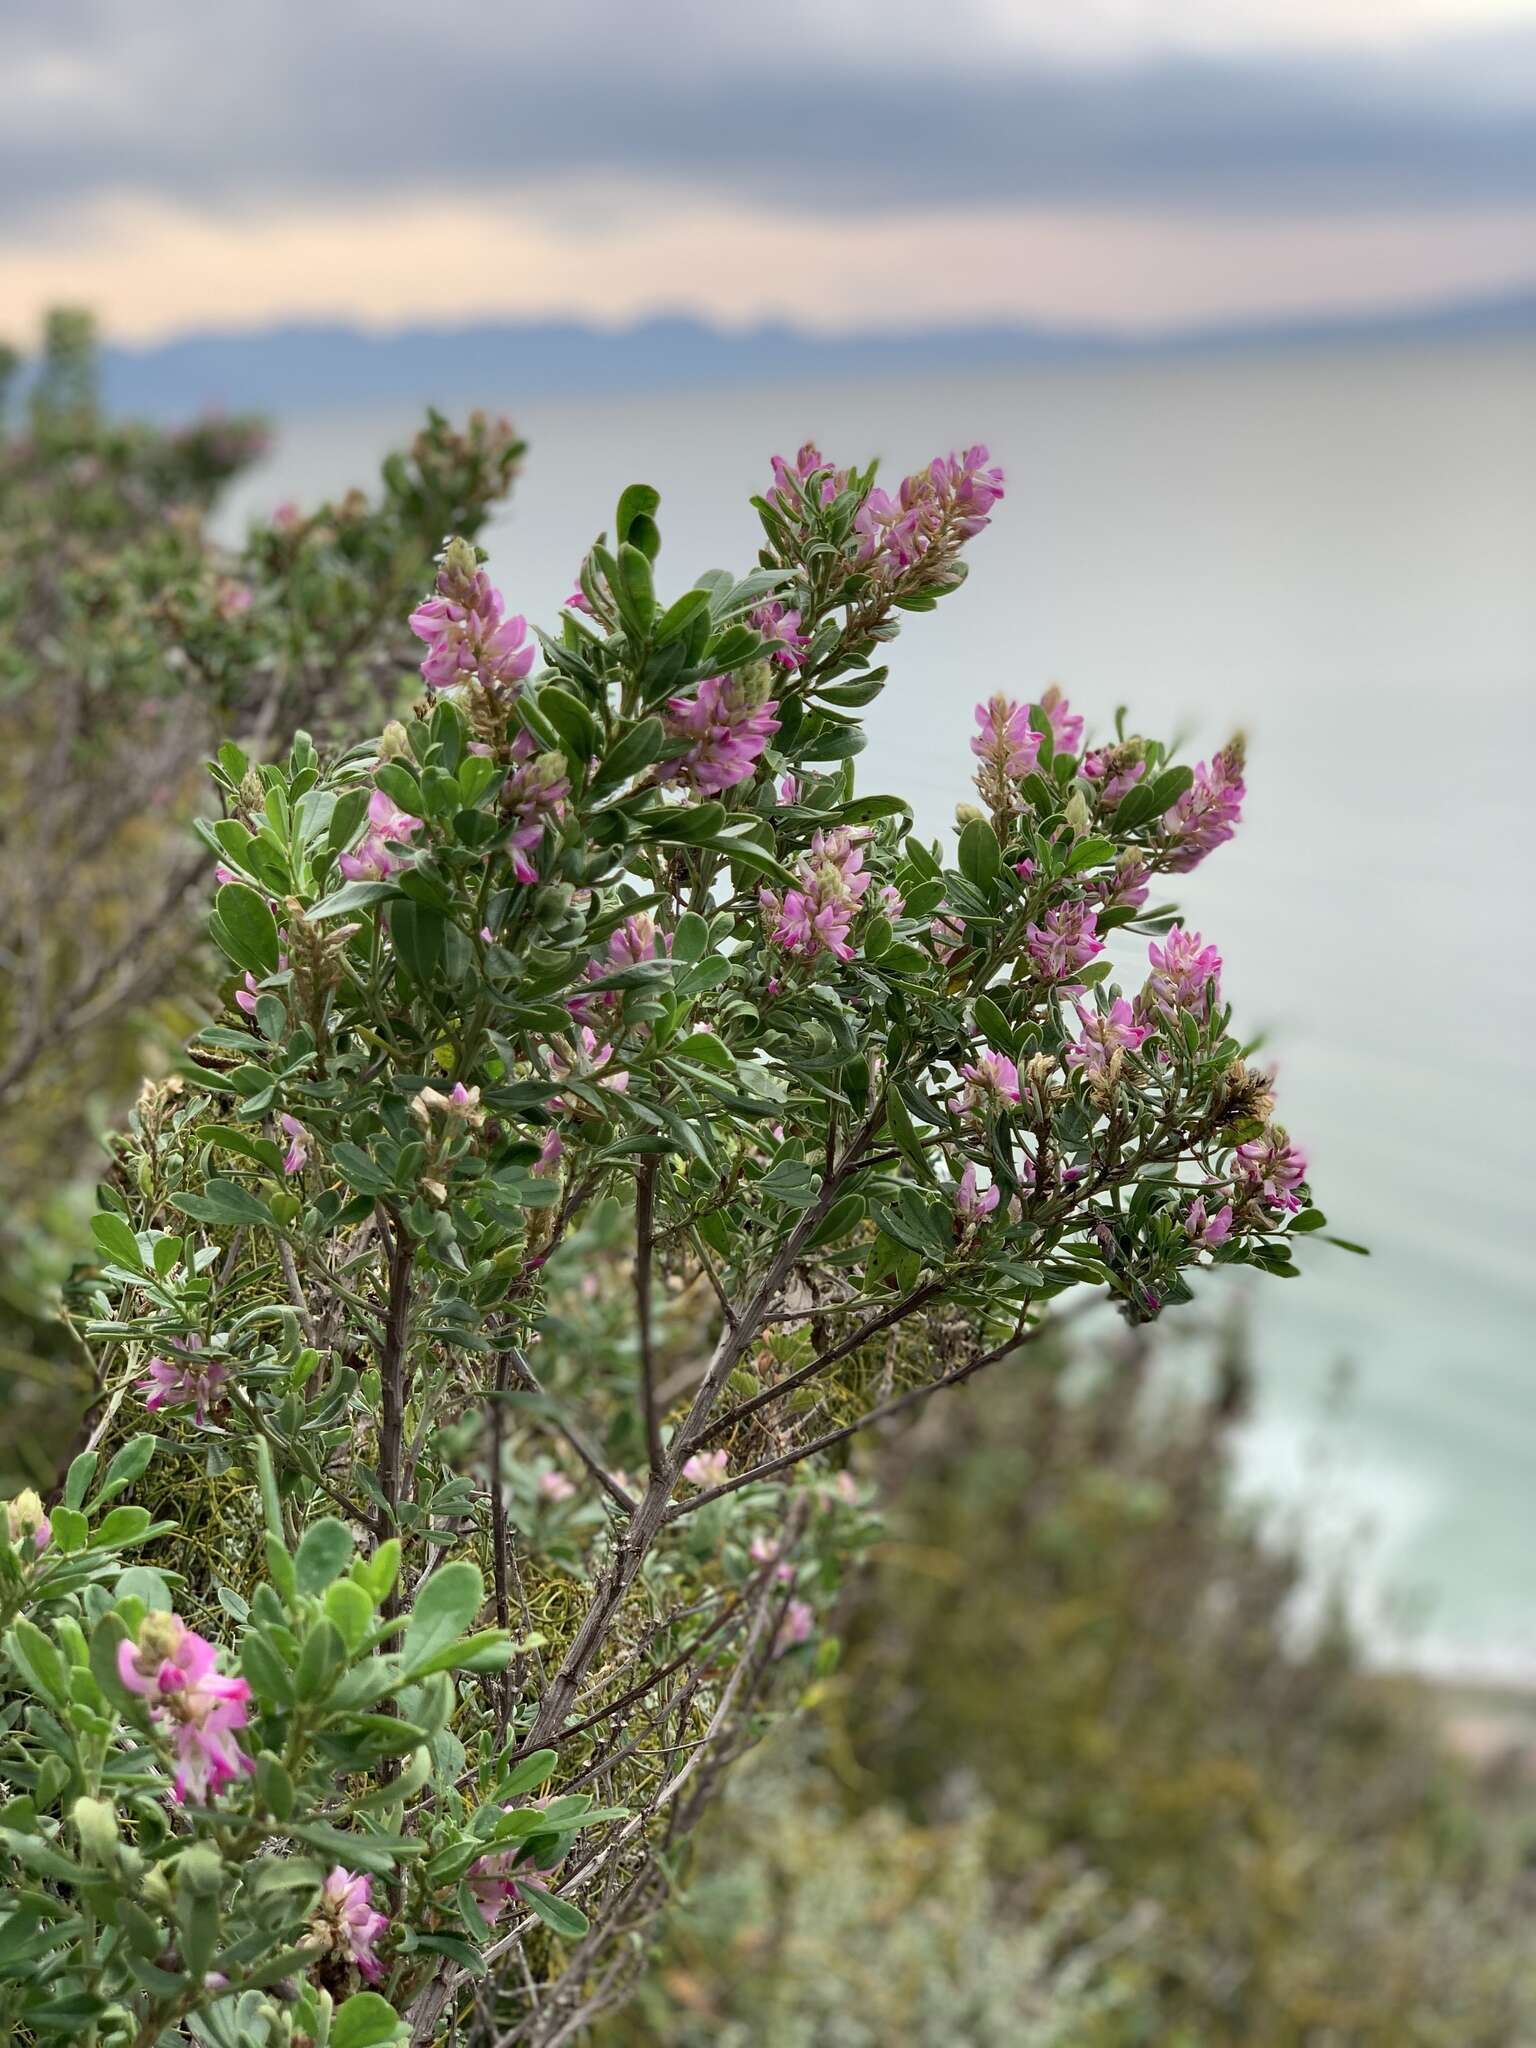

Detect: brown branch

[634,1156,663,1482]
[694,1279,942,1446]
[664,1306,1092,1521]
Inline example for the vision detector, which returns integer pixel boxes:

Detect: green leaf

[957,818,1002,893]
[671,910,710,963]
[294,1517,355,1595]
[306,879,401,921]
[973,993,1015,1051]
[594,715,665,789]
[91,1212,144,1271]
[332,1990,410,2048]
[100,1434,157,1501]
[653,587,710,646]
[405,1627,511,1679]
[683,835,799,890]
[517,1880,589,1939]
[401,1560,485,1677]
[7,1619,67,1704]
[1065,835,1116,874]
[49,1507,88,1554]
[502,1748,560,1799]
[213,883,281,976]
[324,1578,374,1654]
[389,900,445,984]
[171,1179,277,1230]
[540,685,602,762]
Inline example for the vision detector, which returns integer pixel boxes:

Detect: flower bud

[954,802,985,827]
[377,720,412,762]
[72,1794,120,1864]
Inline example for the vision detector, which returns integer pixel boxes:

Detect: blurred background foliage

[604,1331,1536,2046]
[0,311,522,1480]
[4,318,1535,2044]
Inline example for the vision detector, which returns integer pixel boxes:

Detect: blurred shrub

[0,308,523,1480]
[609,1327,1536,2046]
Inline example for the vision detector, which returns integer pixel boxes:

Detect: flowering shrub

[0,308,523,1480]
[0,434,1354,2044]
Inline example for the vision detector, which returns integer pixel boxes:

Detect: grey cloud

[6,0,1536,229]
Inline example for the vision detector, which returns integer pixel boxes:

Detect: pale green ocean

[218,338,1536,1672]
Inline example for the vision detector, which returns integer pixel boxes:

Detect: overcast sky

[6,0,1536,340]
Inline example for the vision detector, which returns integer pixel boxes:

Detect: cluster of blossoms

[409,541,536,695]
[1139,926,1223,1021]
[339,787,423,882]
[766,440,850,511]
[1236,1129,1310,1213]
[1165,739,1246,870]
[749,599,810,671]
[1067,997,1151,1084]
[140,1335,231,1426]
[570,911,671,1024]
[854,444,1006,574]
[503,732,571,883]
[662,669,781,797]
[761,825,880,964]
[949,1045,1022,1118]
[308,1867,390,1985]
[116,1612,253,1802]
[1026,900,1104,982]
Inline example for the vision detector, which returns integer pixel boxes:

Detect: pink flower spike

[317,1866,389,1984]
[774,1599,815,1657]
[115,1613,253,1803]
[970,695,1040,780]
[1066,998,1151,1081]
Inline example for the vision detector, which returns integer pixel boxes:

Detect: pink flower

[767,442,848,512]
[314,1867,389,1985]
[1066,997,1151,1079]
[1036,686,1083,757]
[1083,747,1145,805]
[1164,740,1245,871]
[279,1114,308,1175]
[564,585,593,615]
[854,445,1005,576]
[929,912,967,965]
[503,731,570,884]
[5,1489,50,1554]
[468,1828,567,1926]
[140,1337,230,1427]
[954,1162,1001,1223]
[1235,1130,1309,1213]
[1139,926,1222,1019]
[532,1128,565,1178]
[116,1613,253,1804]
[214,579,253,620]
[761,827,872,964]
[750,600,811,671]
[878,882,905,918]
[662,673,780,797]
[949,1046,1021,1116]
[682,1450,729,1491]
[338,788,422,883]
[774,1599,815,1657]
[547,1026,628,1107]
[409,554,535,695]
[537,1470,576,1504]
[750,1536,797,1584]
[970,695,1040,780]
[1025,901,1103,980]
[607,912,669,969]
[1096,852,1151,912]
[235,952,288,1017]
[1184,1195,1234,1247]
[778,774,802,805]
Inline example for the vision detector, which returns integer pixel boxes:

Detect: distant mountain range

[95,288,1536,418]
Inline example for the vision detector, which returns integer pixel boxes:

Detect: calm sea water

[218,340,1536,1671]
